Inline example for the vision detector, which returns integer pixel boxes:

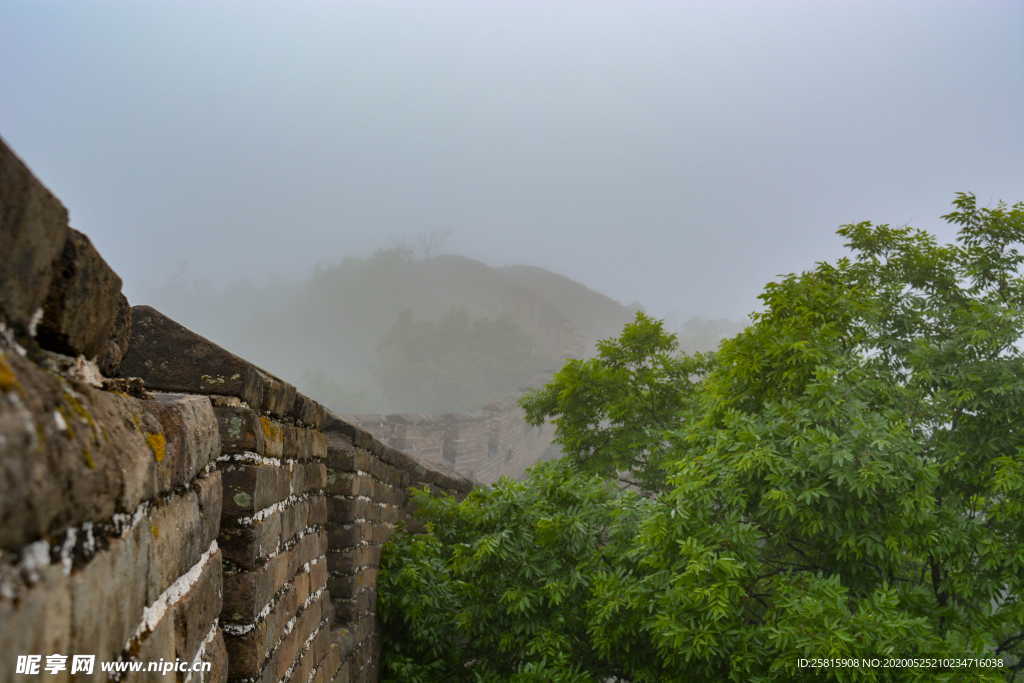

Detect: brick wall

[0,137,472,682]
[348,404,559,484]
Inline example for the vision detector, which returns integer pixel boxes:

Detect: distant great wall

[0,138,474,681]
[347,406,556,485]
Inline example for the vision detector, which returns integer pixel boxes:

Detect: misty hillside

[497,265,643,346]
[146,248,638,414]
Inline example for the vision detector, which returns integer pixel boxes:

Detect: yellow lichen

[150,524,160,539]
[145,432,167,462]
[83,447,96,470]
[259,415,280,442]
[0,354,19,392]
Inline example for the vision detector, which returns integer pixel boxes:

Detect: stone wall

[0,137,472,682]
[348,402,560,484]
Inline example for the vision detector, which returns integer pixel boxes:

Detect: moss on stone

[63,391,97,431]
[57,406,76,440]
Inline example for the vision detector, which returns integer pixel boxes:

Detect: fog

[2,1,1022,411]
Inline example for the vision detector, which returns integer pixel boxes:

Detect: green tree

[379,459,651,682]
[520,312,709,490]
[380,194,1024,681]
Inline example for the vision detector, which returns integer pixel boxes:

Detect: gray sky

[2,0,1022,320]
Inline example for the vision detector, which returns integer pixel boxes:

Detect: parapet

[0,136,472,683]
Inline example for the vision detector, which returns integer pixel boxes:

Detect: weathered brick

[0,565,71,669]
[174,548,223,663]
[329,496,369,523]
[220,461,326,521]
[291,392,327,430]
[214,405,283,457]
[36,228,130,373]
[68,520,150,668]
[283,423,327,460]
[222,534,323,623]
[222,551,291,624]
[290,533,326,577]
[332,587,373,623]
[329,566,376,601]
[1,351,162,552]
[145,393,220,493]
[224,582,298,677]
[204,629,230,683]
[328,521,371,550]
[263,598,323,683]
[116,306,323,423]
[127,610,176,683]
[0,137,70,338]
[220,512,282,569]
[147,479,221,602]
[327,545,381,575]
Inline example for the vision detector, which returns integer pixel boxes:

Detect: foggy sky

[2,1,1022,321]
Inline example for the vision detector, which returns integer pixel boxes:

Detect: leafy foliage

[380,195,1024,681]
[520,312,709,490]
[379,460,651,681]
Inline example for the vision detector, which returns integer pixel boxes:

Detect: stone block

[220,462,324,520]
[69,519,150,664]
[219,513,282,571]
[0,138,69,339]
[327,521,370,550]
[327,472,373,499]
[222,550,291,624]
[283,423,327,461]
[116,305,327,426]
[224,582,297,677]
[329,497,370,524]
[327,545,381,576]
[128,609,177,682]
[291,392,327,430]
[220,463,290,518]
[0,565,71,672]
[290,533,325,578]
[143,393,219,489]
[146,483,220,604]
[223,533,322,625]
[203,630,230,683]
[173,549,223,663]
[0,350,162,552]
[37,228,130,373]
[332,587,373,624]
[214,406,283,458]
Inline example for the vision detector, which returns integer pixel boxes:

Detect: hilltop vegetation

[379,195,1024,681]
[150,246,739,416]
[147,249,636,413]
